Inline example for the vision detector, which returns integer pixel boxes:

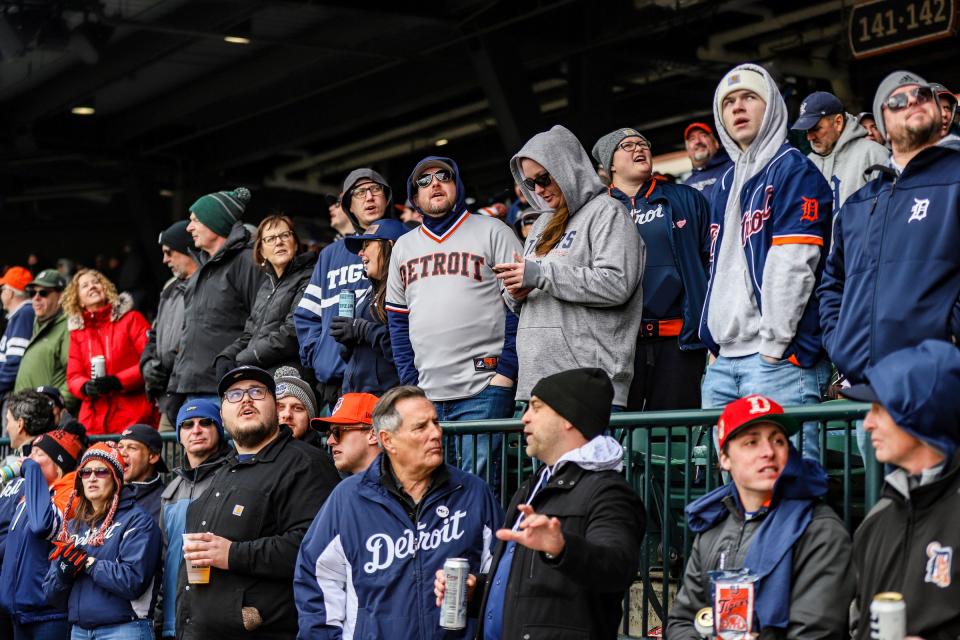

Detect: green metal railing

[1,401,876,639]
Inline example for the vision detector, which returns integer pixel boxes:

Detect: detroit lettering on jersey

[523,229,578,257]
[69,522,125,545]
[398,252,485,287]
[0,478,23,498]
[326,263,366,290]
[363,509,467,573]
[740,185,774,246]
[634,203,665,226]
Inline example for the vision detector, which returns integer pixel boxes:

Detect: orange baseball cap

[310,393,379,430]
[0,267,33,292]
[684,122,713,139]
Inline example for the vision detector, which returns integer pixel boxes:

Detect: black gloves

[82,381,100,399]
[214,356,236,383]
[50,540,89,581]
[142,362,169,396]
[329,316,372,345]
[82,376,123,399]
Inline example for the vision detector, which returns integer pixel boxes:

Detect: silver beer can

[90,355,106,379]
[440,557,469,631]
[870,592,905,640]
[338,290,356,319]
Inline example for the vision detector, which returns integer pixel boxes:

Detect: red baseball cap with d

[311,393,379,431]
[717,394,799,450]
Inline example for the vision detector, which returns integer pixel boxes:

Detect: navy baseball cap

[218,365,277,398]
[36,386,66,409]
[842,340,960,459]
[119,424,169,473]
[344,219,410,254]
[791,91,844,131]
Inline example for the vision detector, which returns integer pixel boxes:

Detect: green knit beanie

[189,187,251,237]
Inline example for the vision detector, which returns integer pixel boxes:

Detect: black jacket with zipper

[852,449,960,640]
[473,461,645,640]
[175,426,340,640]
[218,251,317,376]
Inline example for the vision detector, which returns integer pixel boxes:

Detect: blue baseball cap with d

[344,218,410,254]
[176,398,224,441]
[791,91,844,131]
[842,339,960,460]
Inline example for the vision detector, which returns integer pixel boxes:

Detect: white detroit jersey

[386,212,522,400]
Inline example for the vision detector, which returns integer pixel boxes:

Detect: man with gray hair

[294,385,502,639]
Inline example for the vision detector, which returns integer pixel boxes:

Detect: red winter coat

[67,294,158,434]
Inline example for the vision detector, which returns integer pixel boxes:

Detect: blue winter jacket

[294,240,370,385]
[294,455,504,640]
[700,143,833,368]
[42,487,162,630]
[609,180,711,350]
[340,293,400,395]
[0,460,67,624]
[0,302,35,393]
[819,145,960,382]
[681,148,733,200]
[0,476,25,560]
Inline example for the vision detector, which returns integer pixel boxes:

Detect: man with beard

[819,71,960,407]
[176,366,340,640]
[856,112,886,146]
[680,122,733,199]
[386,156,522,483]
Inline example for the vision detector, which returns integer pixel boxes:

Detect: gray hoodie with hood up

[807,113,888,209]
[508,125,645,406]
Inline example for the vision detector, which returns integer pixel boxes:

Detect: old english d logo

[925,541,952,588]
[800,197,819,222]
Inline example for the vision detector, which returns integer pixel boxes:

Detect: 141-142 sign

[849,0,958,59]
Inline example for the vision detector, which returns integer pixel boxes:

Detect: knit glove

[94,375,123,394]
[214,356,235,383]
[82,381,100,399]
[329,316,372,345]
[50,541,89,581]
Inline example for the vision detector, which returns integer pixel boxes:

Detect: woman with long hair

[0,428,84,640]
[496,125,646,409]
[216,213,318,379]
[64,270,156,434]
[43,443,161,640]
[329,219,409,394]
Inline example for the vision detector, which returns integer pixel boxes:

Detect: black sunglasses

[521,173,552,190]
[415,169,453,189]
[180,418,217,429]
[884,86,934,112]
[312,423,371,441]
[78,468,112,479]
[27,288,54,299]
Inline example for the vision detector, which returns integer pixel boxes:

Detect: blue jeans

[13,619,71,640]
[71,621,152,640]
[436,384,516,489]
[702,354,831,460]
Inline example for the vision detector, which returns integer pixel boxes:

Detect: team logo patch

[366,224,380,234]
[473,356,499,371]
[675,219,687,229]
[728,74,740,85]
[799,102,807,115]
[232,505,245,517]
[436,505,449,518]
[332,397,345,414]
[800,197,819,222]
[275,383,289,396]
[925,541,952,588]
[908,197,929,223]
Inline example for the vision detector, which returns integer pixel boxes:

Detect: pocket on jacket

[205,487,268,541]
[521,327,580,370]
[520,623,589,639]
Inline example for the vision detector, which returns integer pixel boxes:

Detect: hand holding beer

[433,569,477,607]
[182,532,233,582]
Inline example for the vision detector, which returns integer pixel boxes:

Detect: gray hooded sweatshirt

[807,113,888,209]
[508,125,645,406]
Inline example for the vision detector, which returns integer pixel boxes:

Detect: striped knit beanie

[189,187,251,237]
[58,442,127,546]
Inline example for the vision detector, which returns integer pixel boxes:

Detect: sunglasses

[884,86,934,112]
[415,169,453,189]
[223,386,269,403]
[180,418,217,429]
[78,468,112,479]
[27,289,54,299]
[315,424,371,441]
[521,173,552,190]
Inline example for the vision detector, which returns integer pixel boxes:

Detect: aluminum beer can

[440,558,469,631]
[90,355,106,379]
[870,592,905,640]
[338,290,356,318]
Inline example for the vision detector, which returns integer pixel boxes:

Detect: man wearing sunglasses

[820,71,960,451]
[0,267,35,420]
[177,365,340,639]
[310,392,379,475]
[158,399,230,639]
[13,269,74,414]
[386,156,522,486]
[295,169,393,414]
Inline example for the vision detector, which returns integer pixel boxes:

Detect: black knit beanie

[159,220,194,255]
[530,368,613,440]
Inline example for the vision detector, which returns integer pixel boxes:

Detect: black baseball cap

[218,365,277,398]
[36,385,66,409]
[119,423,169,473]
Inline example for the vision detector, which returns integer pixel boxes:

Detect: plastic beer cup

[182,533,211,585]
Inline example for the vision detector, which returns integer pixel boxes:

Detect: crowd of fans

[0,61,956,639]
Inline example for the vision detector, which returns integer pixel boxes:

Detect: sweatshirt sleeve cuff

[759,339,791,360]
[521,260,541,290]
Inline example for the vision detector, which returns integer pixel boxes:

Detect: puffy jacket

[294,240,369,385]
[851,450,960,640]
[15,310,78,412]
[176,427,340,640]
[608,179,710,350]
[158,442,231,638]
[819,145,960,383]
[681,147,734,200]
[66,293,157,434]
[0,461,73,624]
[806,113,888,210]
[141,276,189,396]
[0,301,34,394]
[340,292,400,395]
[474,437,644,640]
[294,454,503,640]
[173,223,264,395]
[219,251,317,375]
[42,487,162,630]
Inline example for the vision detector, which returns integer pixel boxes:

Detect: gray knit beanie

[590,128,649,172]
[872,70,928,141]
[273,366,318,419]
